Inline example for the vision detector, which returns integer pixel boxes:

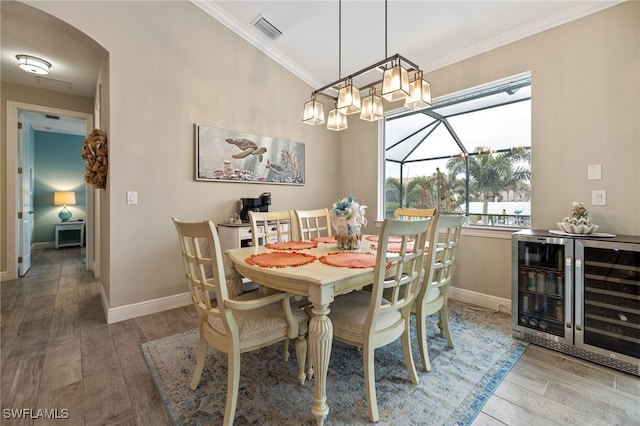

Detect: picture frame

[195,124,305,185]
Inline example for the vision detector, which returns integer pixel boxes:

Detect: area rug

[141,301,528,425]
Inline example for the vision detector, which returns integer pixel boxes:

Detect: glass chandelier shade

[326,106,348,131]
[404,71,432,111]
[302,94,325,125]
[337,79,361,115]
[381,63,410,101]
[16,54,51,75]
[360,88,384,121]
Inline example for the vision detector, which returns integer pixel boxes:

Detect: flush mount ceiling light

[16,54,51,75]
[302,0,431,130]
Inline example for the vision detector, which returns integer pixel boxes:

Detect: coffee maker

[239,192,271,222]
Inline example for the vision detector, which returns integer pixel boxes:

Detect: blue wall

[33,131,86,243]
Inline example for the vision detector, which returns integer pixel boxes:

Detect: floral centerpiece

[330,195,367,250]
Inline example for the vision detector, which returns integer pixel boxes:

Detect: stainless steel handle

[565,256,573,329]
[574,258,583,335]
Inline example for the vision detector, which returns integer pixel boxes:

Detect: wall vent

[252,15,282,40]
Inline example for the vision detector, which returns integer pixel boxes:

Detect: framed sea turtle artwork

[195,124,305,185]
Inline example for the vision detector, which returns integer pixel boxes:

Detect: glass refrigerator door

[515,237,572,341]
[576,240,640,363]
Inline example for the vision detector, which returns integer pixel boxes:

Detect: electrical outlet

[592,190,606,206]
[127,191,138,205]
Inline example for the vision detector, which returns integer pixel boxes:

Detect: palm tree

[446,147,530,202]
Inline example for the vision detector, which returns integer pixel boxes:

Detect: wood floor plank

[477,394,561,426]
[1,355,45,412]
[39,334,82,392]
[492,378,611,426]
[34,381,84,426]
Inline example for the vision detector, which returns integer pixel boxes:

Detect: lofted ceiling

[1,0,622,133]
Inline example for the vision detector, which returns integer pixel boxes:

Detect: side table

[55,222,85,249]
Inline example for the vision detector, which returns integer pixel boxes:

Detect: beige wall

[3,1,638,311]
[22,0,339,308]
[334,1,640,301]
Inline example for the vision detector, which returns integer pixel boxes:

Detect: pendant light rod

[338,0,342,80]
[311,53,420,100]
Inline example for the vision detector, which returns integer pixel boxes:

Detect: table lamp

[54,191,76,222]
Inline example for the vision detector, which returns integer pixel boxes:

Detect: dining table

[225,235,393,425]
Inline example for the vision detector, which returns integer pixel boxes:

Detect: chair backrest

[172,218,234,329]
[418,214,464,304]
[368,218,431,338]
[294,208,332,240]
[249,210,294,246]
[394,207,437,220]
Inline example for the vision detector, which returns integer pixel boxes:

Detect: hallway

[0,248,195,425]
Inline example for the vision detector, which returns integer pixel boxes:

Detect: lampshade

[302,94,325,125]
[337,79,361,115]
[326,107,348,131]
[404,71,432,111]
[54,191,76,222]
[381,64,410,101]
[54,191,76,206]
[16,54,51,75]
[360,88,384,121]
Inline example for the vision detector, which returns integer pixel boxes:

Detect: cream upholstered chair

[172,218,309,426]
[249,210,294,245]
[328,218,431,422]
[394,207,437,220]
[414,214,464,372]
[294,208,332,240]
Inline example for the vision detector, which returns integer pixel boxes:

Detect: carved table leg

[309,302,332,426]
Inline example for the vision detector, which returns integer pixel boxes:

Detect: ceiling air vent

[252,15,282,40]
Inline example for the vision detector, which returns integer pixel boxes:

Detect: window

[383,73,531,228]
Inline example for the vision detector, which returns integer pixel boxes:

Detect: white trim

[192,0,323,89]
[5,101,92,281]
[449,287,512,315]
[32,242,55,250]
[105,291,192,324]
[0,271,7,282]
[461,226,518,240]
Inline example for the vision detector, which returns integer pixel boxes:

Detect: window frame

[380,72,532,228]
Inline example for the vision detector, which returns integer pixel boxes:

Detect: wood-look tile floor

[1,248,638,425]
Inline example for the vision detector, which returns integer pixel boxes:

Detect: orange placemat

[366,235,414,243]
[319,252,377,269]
[265,241,318,250]
[311,236,337,243]
[246,252,316,268]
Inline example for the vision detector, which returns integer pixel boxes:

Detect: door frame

[5,101,93,280]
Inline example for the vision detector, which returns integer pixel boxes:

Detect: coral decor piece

[81,129,108,189]
[330,195,367,250]
[557,201,599,234]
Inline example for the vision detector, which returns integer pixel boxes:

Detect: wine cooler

[512,230,639,376]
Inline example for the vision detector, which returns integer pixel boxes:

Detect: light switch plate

[127,191,138,205]
[592,190,606,206]
[588,164,602,180]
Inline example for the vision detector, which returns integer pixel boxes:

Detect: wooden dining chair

[394,207,437,220]
[413,214,464,372]
[294,208,332,240]
[328,218,431,422]
[172,218,309,426]
[249,210,294,246]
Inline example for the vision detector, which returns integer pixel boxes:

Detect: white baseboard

[449,287,512,315]
[0,270,7,282]
[105,290,192,324]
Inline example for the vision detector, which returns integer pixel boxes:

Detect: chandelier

[303,0,432,131]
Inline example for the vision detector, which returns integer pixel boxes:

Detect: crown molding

[192,0,323,89]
